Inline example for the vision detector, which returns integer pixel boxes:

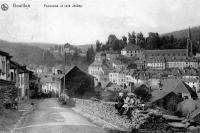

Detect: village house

[151,91,180,112]
[18,66,31,99]
[61,66,94,97]
[52,65,63,75]
[105,50,120,61]
[10,60,32,99]
[42,78,60,96]
[182,77,199,94]
[0,50,12,81]
[88,52,113,83]
[121,44,143,59]
[160,79,197,99]
[112,60,126,70]
[109,69,150,88]
[109,70,120,84]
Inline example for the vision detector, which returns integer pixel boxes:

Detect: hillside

[0,40,90,70]
[76,44,96,52]
[0,40,58,66]
[163,26,200,42]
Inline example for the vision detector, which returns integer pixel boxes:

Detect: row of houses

[121,45,200,70]
[88,50,200,99]
[41,66,95,97]
[0,50,38,99]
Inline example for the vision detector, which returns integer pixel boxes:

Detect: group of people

[115,92,141,118]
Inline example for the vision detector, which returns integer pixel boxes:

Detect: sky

[0,0,200,45]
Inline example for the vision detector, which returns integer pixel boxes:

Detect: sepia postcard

[0,0,200,133]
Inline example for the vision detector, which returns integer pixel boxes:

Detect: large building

[121,44,143,59]
[144,49,187,60]
[120,28,199,70]
[146,56,166,70]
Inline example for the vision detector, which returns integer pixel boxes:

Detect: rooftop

[122,44,141,51]
[0,50,12,58]
[161,79,196,96]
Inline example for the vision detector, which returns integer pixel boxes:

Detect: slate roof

[122,44,141,51]
[0,50,12,58]
[151,90,176,103]
[162,79,196,97]
[146,56,166,63]
[144,49,187,56]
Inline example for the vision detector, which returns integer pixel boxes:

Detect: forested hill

[0,40,59,66]
[163,26,200,42]
[0,40,90,70]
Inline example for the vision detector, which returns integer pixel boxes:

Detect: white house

[146,56,166,70]
[121,44,143,59]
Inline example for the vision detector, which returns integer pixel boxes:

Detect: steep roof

[151,90,176,103]
[162,79,196,96]
[122,44,141,51]
[0,50,12,58]
[62,66,93,81]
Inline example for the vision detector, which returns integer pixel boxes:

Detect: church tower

[187,27,193,57]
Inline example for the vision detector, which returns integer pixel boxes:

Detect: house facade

[146,56,166,70]
[88,52,113,83]
[167,58,199,69]
[121,44,143,59]
[109,69,148,88]
[0,51,12,81]
[112,60,126,70]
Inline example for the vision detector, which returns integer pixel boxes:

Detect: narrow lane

[13,98,107,133]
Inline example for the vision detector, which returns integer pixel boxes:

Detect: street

[13,98,108,133]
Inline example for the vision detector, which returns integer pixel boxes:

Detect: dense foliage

[134,85,152,102]
[95,26,200,54]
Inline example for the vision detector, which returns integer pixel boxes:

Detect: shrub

[101,90,119,102]
[134,84,152,102]
[58,95,76,107]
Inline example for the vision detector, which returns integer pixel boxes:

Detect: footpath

[9,99,40,133]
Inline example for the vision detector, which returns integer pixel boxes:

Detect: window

[11,72,14,81]
[2,60,6,74]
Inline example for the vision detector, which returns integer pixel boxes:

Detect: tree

[134,84,152,102]
[107,34,118,50]
[105,34,124,51]
[128,31,136,44]
[86,46,95,64]
[72,49,79,61]
[96,40,102,52]
[122,36,127,45]
[136,32,146,48]
[101,45,109,51]
[146,32,160,49]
